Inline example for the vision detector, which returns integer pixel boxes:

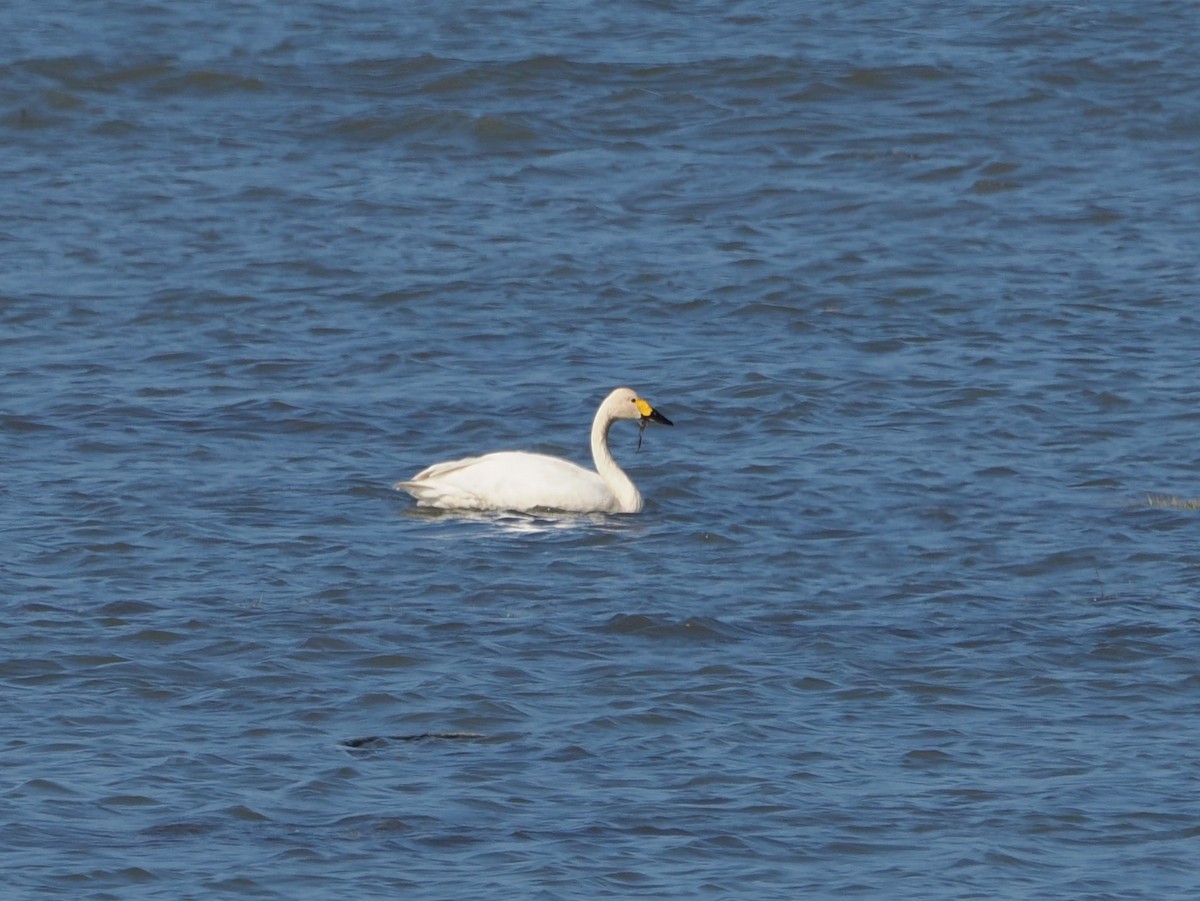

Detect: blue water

[3,1,1200,897]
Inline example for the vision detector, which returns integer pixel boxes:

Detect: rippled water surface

[3,1,1200,897]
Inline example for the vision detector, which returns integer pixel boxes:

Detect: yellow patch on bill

[635,399,654,417]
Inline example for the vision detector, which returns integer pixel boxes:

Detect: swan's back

[399,451,624,513]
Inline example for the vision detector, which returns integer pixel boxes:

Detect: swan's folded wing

[396,451,619,512]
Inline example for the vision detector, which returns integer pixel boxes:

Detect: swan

[395,387,673,513]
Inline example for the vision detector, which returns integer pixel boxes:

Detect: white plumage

[395,387,673,513]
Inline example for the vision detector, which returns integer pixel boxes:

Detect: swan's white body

[396,387,672,514]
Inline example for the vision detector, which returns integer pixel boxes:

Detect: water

[3,1,1200,897]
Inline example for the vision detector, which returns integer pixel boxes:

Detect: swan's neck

[591,409,643,513]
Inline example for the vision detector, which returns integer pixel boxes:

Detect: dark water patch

[599,614,747,643]
[149,70,267,97]
[341,732,489,750]
[140,821,218,839]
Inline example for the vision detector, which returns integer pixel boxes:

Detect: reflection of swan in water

[409,509,629,536]
[395,387,673,514]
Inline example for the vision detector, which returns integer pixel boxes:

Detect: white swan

[395,387,673,513]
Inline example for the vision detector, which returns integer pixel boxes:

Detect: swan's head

[606,387,673,426]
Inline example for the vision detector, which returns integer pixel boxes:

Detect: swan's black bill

[636,408,672,451]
